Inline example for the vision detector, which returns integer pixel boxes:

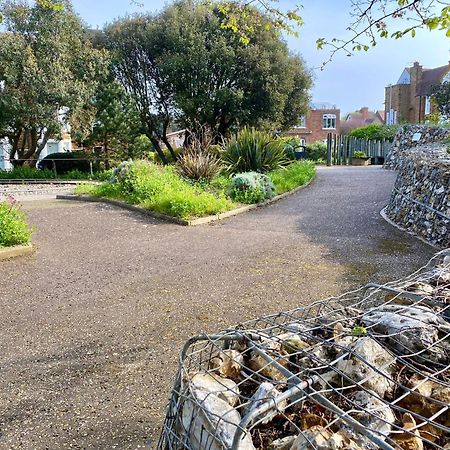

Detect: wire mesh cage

[158,250,450,450]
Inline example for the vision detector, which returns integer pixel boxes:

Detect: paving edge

[0,244,34,261]
[56,176,315,226]
[379,206,440,250]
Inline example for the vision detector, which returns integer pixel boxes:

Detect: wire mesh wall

[158,250,450,450]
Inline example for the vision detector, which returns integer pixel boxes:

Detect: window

[299,138,306,146]
[297,116,306,128]
[424,96,431,115]
[322,114,336,129]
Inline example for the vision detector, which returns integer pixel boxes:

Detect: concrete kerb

[0,244,34,261]
[56,175,315,226]
[379,206,440,250]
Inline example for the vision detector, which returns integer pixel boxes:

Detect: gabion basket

[158,250,450,450]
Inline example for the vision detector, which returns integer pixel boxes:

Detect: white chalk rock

[361,304,448,362]
[291,426,361,450]
[210,349,244,381]
[182,387,255,450]
[334,337,395,397]
[190,372,240,407]
[269,435,297,450]
[243,382,286,425]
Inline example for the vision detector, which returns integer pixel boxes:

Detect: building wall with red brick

[286,108,341,144]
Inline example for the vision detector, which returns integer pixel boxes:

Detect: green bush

[229,172,276,204]
[269,161,316,194]
[353,151,367,158]
[0,167,55,179]
[306,142,327,161]
[0,199,33,247]
[76,160,235,220]
[38,151,91,174]
[222,127,289,174]
[177,149,222,181]
[349,124,399,141]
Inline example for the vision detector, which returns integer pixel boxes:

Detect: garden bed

[67,162,316,225]
[70,160,316,224]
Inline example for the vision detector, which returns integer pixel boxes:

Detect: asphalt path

[0,166,434,449]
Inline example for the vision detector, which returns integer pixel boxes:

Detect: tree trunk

[161,118,177,161]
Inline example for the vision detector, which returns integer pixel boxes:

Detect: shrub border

[56,176,315,226]
[0,244,34,261]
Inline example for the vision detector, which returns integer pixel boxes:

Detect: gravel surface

[0,166,434,449]
[0,183,75,200]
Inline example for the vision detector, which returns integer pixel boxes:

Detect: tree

[155,0,312,141]
[0,0,107,165]
[431,81,450,121]
[85,78,146,166]
[103,16,177,165]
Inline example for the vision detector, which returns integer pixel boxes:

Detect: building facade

[286,103,340,144]
[385,61,450,125]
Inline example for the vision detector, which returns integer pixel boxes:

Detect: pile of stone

[382,124,450,248]
[158,252,450,450]
[384,125,450,170]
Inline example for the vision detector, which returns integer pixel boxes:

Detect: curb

[0,244,34,261]
[379,206,440,250]
[56,176,315,226]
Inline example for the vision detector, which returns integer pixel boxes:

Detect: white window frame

[296,116,306,128]
[424,96,431,115]
[322,114,336,130]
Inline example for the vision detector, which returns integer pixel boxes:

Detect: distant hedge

[349,124,399,142]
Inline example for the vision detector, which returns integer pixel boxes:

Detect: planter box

[352,157,371,166]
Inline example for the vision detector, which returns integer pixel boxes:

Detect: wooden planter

[352,157,371,166]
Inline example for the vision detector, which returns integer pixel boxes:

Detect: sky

[71,0,450,115]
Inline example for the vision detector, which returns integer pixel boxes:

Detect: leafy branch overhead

[220,1,448,66]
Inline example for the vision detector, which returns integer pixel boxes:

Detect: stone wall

[384,138,450,247]
[384,124,450,170]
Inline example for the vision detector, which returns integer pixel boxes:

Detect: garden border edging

[56,176,315,226]
[0,244,34,261]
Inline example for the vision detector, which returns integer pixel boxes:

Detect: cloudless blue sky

[72,0,450,115]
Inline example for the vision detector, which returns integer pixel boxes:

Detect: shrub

[306,142,327,161]
[269,161,316,195]
[229,172,276,204]
[353,151,367,158]
[221,128,289,174]
[37,151,90,174]
[77,160,235,219]
[0,166,55,179]
[0,197,33,247]
[177,149,222,181]
[349,124,399,142]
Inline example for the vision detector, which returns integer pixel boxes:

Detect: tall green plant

[222,128,289,174]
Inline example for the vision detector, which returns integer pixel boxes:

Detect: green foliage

[222,128,289,174]
[177,149,222,181]
[0,167,54,180]
[0,199,33,247]
[306,142,327,162]
[431,81,450,120]
[77,160,235,220]
[353,151,367,158]
[229,171,276,203]
[154,0,311,137]
[38,152,90,174]
[0,0,108,164]
[349,124,399,141]
[280,137,304,160]
[268,161,316,194]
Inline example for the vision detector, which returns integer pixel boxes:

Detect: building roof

[345,108,384,125]
[416,64,450,96]
[309,102,338,110]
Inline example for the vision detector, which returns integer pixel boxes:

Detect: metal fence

[158,250,450,450]
[327,134,393,166]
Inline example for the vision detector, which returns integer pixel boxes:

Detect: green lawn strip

[268,161,316,194]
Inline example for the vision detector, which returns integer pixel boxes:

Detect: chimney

[360,107,369,120]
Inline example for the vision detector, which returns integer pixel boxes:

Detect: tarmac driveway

[0,166,434,449]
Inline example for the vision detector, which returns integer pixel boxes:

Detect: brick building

[385,61,450,125]
[286,102,341,144]
[342,107,385,134]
